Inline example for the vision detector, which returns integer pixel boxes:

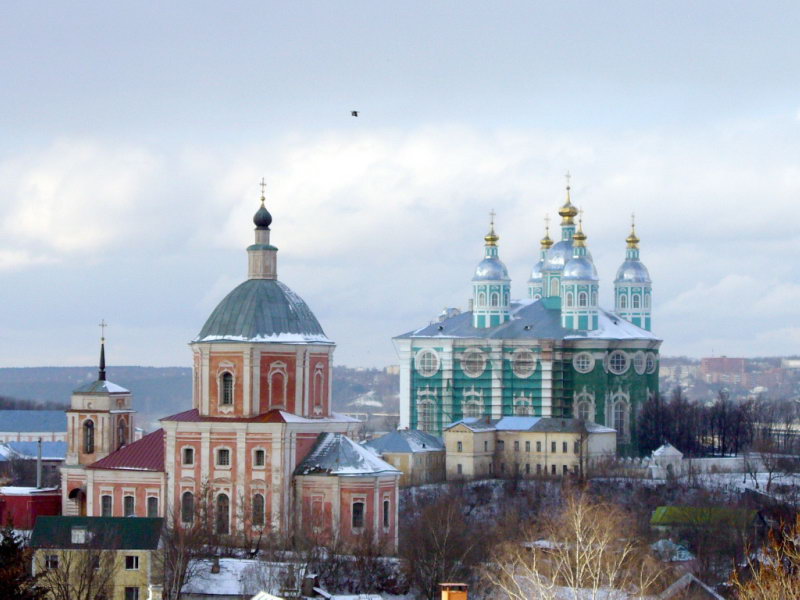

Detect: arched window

[614,402,627,440]
[117,419,127,448]
[632,294,641,309]
[514,400,533,416]
[220,372,233,405]
[181,492,194,524]
[418,400,435,433]
[352,501,365,529]
[83,420,95,454]
[383,500,390,529]
[503,292,509,305]
[463,400,482,418]
[313,366,325,410]
[101,495,112,517]
[565,292,574,307]
[478,292,486,306]
[252,493,265,527]
[147,497,159,518]
[644,294,651,308]
[578,292,588,307]
[619,294,628,309]
[577,401,592,422]
[591,292,597,306]
[490,292,499,307]
[216,494,230,534]
[550,278,559,297]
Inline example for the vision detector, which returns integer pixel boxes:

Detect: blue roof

[4,441,67,460]
[195,279,331,344]
[363,430,444,454]
[495,416,542,430]
[0,410,66,433]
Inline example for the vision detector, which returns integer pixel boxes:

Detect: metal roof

[396,298,660,341]
[0,410,66,433]
[194,278,331,344]
[363,430,444,454]
[88,429,165,472]
[295,432,400,477]
[445,417,615,434]
[31,516,163,550]
[72,379,129,394]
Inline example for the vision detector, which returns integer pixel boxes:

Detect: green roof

[30,517,163,550]
[650,506,758,528]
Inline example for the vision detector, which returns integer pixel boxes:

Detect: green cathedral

[394,180,660,453]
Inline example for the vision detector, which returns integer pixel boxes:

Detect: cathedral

[395,180,661,451]
[60,190,400,551]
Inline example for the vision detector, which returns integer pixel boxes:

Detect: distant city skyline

[1,1,798,367]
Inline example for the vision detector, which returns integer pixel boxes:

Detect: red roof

[88,429,165,472]
[160,408,289,424]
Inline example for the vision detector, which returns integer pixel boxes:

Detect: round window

[608,350,629,375]
[415,350,440,377]
[645,353,657,374]
[512,350,537,378]
[461,349,486,377]
[633,351,646,375]
[573,352,595,374]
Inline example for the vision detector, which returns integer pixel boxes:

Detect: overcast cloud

[1,1,798,367]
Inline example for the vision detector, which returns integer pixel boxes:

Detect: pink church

[60,192,400,551]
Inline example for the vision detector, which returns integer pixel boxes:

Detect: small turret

[561,214,600,330]
[614,214,652,330]
[247,179,278,280]
[472,211,511,328]
[528,216,552,300]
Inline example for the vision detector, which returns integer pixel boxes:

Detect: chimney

[36,438,43,489]
[440,583,468,600]
[210,557,220,574]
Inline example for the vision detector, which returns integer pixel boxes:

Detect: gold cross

[99,319,108,342]
[565,171,571,190]
[489,209,496,228]
[259,178,267,199]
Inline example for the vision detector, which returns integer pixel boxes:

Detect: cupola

[472,211,511,328]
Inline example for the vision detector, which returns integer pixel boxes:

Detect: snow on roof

[652,442,683,457]
[1,441,67,461]
[0,486,60,495]
[295,433,401,477]
[0,410,66,433]
[363,429,444,454]
[182,558,304,597]
[73,379,130,394]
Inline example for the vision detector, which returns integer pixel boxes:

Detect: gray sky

[1,1,799,368]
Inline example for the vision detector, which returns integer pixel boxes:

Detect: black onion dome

[253,203,272,229]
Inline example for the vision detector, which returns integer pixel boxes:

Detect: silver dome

[542,239,593,271]
[562,256,598,280]
[528,259,544,283]
[473,257,510,281]
[615,259,651,283]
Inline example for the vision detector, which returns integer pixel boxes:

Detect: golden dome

[540,216,553,249]
[484,209,499,246]
[558,185,578,225]
[573,217,587,247]
[626,214,640,248]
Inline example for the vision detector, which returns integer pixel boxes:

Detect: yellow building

[31,516,163,600]
[443,416,616,480]
[363,429,446,486]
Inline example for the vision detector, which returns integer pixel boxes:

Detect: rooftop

[72,379,130,394]
[445,416,615,434]
[161,408,360,425]
[295,432,401,477]
[363,429,444,454]
[30,516,163,550]
[88,429,165,471]
[0,441,67,461]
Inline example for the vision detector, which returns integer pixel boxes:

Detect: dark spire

[98,319,107,381]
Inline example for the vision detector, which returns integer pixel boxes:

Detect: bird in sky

[351,110,359,117]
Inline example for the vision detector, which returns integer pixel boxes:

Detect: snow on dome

[295,433,401,477]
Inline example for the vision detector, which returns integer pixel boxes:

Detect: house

[362,429,445,486]
[650,506,765,536]
[0,486,61,529]
[0,409,67,442]
[0,440,66,486]
[31,516,163,600]
[443,416,616,480]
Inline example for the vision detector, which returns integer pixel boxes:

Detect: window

[644,294,651,308]
[536,464,541,474]
[101,495,112,517]
[181,492,194,524]
[457,463,462,475]
[512,350,537,378]
[633,351,646,375]
[182,447,194,465]
[562,441,568,453]
[123,495,135,517]
[563,465,569,475]
[497,440,505,450]
[147,497,158,518]
[457,441,463,453]
[71,527,88,544]
[125,555,139,570]
[118,419,127,448]
[525,463,530,474]
[551,441,556,453]
[608,351,629,375]
[632,294,641,308]
[574,441,580,454]
[418,401,435,433]
[514,440,519,452]
[45,555,58,569]
[464,400,482,418]
[577,401,592,422]
[91,555,100,570]
[478,291,486,306]
[614,402,628,439]
[216,494,230,534]
[415,350,440,377]
[83,420,95,454]
[484,440,488,452]
[573,352,594,374]
[125,588,140,600]
[383,500,390,529]
[646,353,657,374]
[254,449,266,467]
[252,493,265,527]
[550,278,559,296]
[619,294,628,309]
[578,292,588,307]
[551,464,556,475]
[461,349,486,377]
[490,292,499,307]
[220,372,233,405]
[536,441,541,452]
[217,448,230,466]
[565,292,574,307]
[352,501,365,529]
[525,441,530,453]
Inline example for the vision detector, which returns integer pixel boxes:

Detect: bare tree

[483,492,666,600]
[732,516,800,599]
[35,531,119,600]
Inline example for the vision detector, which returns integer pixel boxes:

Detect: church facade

[395,182,661,452]
[60,191,400,551]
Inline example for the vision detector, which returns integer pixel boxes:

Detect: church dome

[615,259,651,283]
[194,279,331,344]
[253,203,272,229]
[563,256,598,280]
[542,239,592,271]
[528,259,544,282]
[473,257,509,281]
